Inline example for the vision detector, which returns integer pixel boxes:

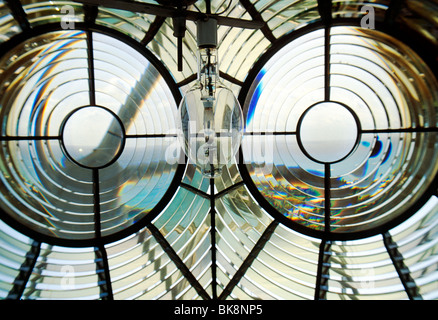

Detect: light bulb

[178,19,244,178]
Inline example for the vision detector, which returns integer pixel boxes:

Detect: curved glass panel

[0,220,34,299]
[0,29,180,242]
[229,224,321,300]
[243,26,438,235]
[0,0,437,302]
[106,227,203,300]
[23,245,102,299]
[326,235,409,300]
[388,196,438,300]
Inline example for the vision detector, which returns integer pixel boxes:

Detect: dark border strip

[218,220,279,300]
[6,240,41,300]
[210,177,218,299]
[147,222,211,300]
[382,232,423,300]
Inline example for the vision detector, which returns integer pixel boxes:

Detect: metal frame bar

[0,136,60,141]
[147,223,211,300]
[5,0,30,31]
[141,15,166,45]
[361,127,438,134]
[244,131,297,136]
[92,169,101,239]
[181,180,245,201]
[83,3,98,25]
[86,30,96,106]
[210,177,218,299]
[6,240,41,300]
[74,0,264,29]
[236,15,438,242]
[176,71,244,88]
[382,232,423,300]
[0,22,186,248]
[218,220,279,300]
[219,71,244,87]
[317,0,332,102]
[215,181,244,199]
[177,74,198,87]
[314,239,332,300]
[238,0,276,43]
[125,133,177,138]
[323,24,331,102]
[0,1,436,302]
[180,182,210,199]
[95,245,114,300]
[324,164,331,233]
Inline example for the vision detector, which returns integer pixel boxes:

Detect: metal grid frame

[0,0,436,300]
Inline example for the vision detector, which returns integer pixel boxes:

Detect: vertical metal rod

[206,0,211,14]
[324,163,331,233]
[84,4,98,25]
[177,36,183,72]
[315,163,332,300]
[92,168,101,239]
[314,239,331,300]
[92,169,113,300]
[317,0,332,101]
[86,30,96,106]
[324,25,331,102]
[210,177,217,299]
[95,245,114,300]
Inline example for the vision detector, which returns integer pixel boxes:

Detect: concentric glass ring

[296,101,361,164]
[0,28,183,244]
[60,105,126,169]
[241,26,438,237]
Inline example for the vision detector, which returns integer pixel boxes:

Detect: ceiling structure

[0,0,437,300]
